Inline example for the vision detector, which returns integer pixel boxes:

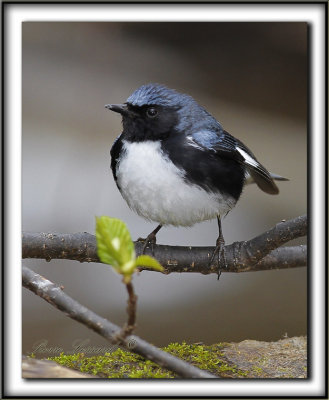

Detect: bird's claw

[217,247,228,280]
[138,233,157,255]
[209,237,227,280]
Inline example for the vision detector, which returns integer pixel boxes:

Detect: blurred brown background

[22,22,307,356]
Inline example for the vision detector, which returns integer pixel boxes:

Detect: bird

[105,83,288,275]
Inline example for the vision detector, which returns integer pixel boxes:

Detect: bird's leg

[137,224,162,255]
[209,216,227,280]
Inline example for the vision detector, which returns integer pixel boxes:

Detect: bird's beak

[105,103,129,116]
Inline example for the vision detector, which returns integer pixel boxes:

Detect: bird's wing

[190,129,280,195]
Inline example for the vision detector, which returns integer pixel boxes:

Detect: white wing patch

[236,147,259,168]
[186,136,204,151]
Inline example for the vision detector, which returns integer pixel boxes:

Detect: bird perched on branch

[106,83,287,276]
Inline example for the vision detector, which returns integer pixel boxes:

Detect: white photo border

[3,2,327,398]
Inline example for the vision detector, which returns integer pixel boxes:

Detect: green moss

[48,341,247,379]
[252,365,264,375]
[49,350,173,379]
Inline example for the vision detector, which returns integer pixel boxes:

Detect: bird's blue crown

[126,83,223,135]
[126,83,195,108]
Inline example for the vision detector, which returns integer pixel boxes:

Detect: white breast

[116,140,236,227]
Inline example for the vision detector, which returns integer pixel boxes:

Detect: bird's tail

[245,172,289,187]
[269,173,289,182]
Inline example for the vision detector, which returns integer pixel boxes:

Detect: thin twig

[22,266,216,379]
[22,215,307,274]
[125,282,137,331]
[120,281,138,338]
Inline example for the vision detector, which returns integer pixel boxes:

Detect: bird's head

[105,83,211,141]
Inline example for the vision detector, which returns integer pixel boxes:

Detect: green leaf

[95,216,135,272]
[135,255,164,272]
[121,260,137,275]
[96,216,163,280]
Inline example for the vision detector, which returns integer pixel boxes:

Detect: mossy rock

[25,337,307,379]
[221,336,307,378]
[46,342,235,378]
[43,337,306,379]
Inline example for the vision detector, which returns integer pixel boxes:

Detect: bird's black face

[106,103,180,142]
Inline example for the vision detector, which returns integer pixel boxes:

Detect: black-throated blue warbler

[106,83,287,274]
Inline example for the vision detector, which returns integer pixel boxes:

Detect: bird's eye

[146,107,158,118]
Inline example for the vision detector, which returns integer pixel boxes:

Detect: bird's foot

[209,237,227,280]
[137,232,157,255]
[137,225,162,256]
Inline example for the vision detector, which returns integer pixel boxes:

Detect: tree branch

[22,215,307,274]
[226,215,307,268]
[22,266,216,379]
